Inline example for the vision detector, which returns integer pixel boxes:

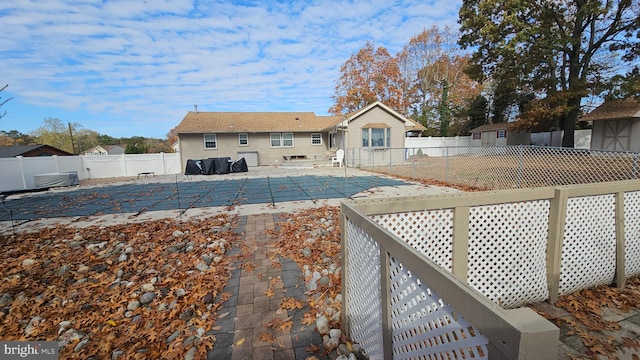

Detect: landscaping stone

[165,330,180,344]
[127,301,140,311]
[22,259,36,267]
[139,292,156,305]
[0,293,13,307]
[316,315,329,335]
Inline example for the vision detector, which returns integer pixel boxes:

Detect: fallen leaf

[258,332,275,342]
[235,338,245,346]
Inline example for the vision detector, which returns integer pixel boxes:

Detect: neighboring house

[0,144,73,158]
[582,97,640,152]
[173,101,425,167]
[470,123,531,147]
[84,145,125,156]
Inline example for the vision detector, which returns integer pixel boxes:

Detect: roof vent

[194,104,198,113]
[295,117,301,126]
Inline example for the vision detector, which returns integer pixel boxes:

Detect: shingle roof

[580,97,640,122]
[174,112,343,134]
[470,123,512,132]
[0,145,47,158]
[362,123,391,128]
[339,101,427,132]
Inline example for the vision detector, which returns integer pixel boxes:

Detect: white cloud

[1,0,461,137]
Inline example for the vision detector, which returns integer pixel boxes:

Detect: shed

[582,97,640,152]
[469,123,531,147]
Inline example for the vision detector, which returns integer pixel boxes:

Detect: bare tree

[0,84,13,119]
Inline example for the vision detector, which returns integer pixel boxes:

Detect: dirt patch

[79,176,138,187]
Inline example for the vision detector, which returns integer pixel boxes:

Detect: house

[170,141,179,153]
[336,102,426,166]
[173,101,425,167]
[84,145,125,156]
[470,123,531,146]
[0,144,73,158]
[582,97,640,152]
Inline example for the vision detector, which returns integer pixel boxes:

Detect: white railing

[341,179,640,359]
[0,153,181,191]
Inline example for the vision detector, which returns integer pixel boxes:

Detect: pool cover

[0,175,406,221]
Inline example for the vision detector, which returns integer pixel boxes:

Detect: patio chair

[331,149,344,167]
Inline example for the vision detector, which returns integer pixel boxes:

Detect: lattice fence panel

[468,201,550,308]
[625,191,640,277]
[345,219,384,359]
[560,195,616,295]
[372,210,454,271]
[389,256,488,359]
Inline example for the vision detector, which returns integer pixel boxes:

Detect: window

[362,127,390,147]
[238,133,248,146]
[311,133,322,145]
[270,133,294,148]
[204,134,217,149]
[270,133,281,147]
[283,133,294,147]
[472,132,481,140]
[497,130,507,138]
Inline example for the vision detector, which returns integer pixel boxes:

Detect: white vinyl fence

[0,153,181,192]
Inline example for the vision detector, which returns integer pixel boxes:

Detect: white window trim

[362,128,389,148]
[270,133,282,148]
[270,133,295,148]
[204,134,217,149]
[238,133,249,146]
[311,133,322,146]
[283,132,294,147]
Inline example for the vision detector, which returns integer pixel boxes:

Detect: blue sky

[1,0,461,139]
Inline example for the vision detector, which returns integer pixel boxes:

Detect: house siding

[345,106,408,166]
[179,132,332,167]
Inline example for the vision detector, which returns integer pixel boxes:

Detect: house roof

[362,122,391,128]
[580,97,640,122]
[339,101,427,131]
[86,145,124,152]
[174,111,342,134]
[174,102,427,134]
[470,123,512,132]
[0,145,73,158]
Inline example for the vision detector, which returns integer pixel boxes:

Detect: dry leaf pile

[531,277,640,359]
[0,215,239,359]
[268,206,355,355]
